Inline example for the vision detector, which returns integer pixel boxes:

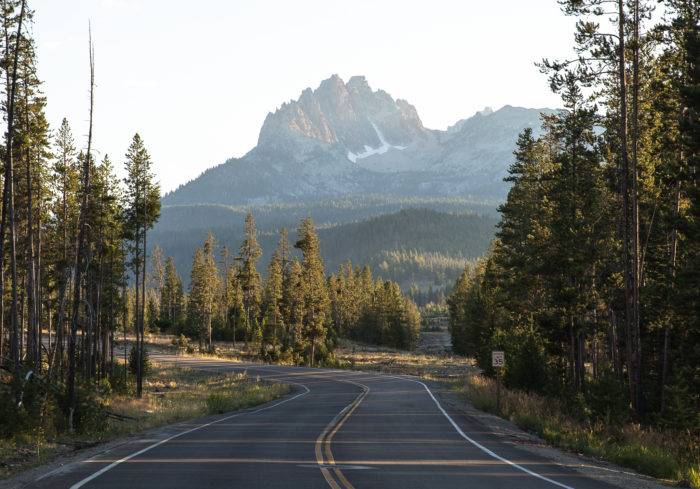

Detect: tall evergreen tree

[295,218,329,366]
[122,133,160,397]
[188,233,220,350]
[237,212,261,343]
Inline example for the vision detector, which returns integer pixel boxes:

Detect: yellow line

[315,379,369,489]
[320,467,343,489]
[325,381,369,489]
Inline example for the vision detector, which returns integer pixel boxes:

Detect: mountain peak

[347,75,371,93]
[164,76,552,206]
[257,75,427,153]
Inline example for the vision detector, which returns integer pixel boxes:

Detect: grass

[334,338,473,378]
[451,372,700,487]
[100,362,289,436]
[0,361,289,480]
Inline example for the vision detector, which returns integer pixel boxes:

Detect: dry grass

[100,362,289,438]
[0,361,289,480]
[452,372,700,487]
[334,338,474,378]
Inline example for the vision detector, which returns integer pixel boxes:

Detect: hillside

[149,207,497,298]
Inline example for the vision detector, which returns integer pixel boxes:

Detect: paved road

[29,354,619,489]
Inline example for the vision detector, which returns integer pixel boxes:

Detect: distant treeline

[151,213,422,362]
[150,207,497,297]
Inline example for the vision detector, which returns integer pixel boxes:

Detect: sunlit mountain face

[163,74,556,206]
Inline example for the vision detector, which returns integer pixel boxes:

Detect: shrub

[109,363,131,395]
[503,327,548,393]
[128,346,151,378]
[585,368,629,424]
[206,393,235,414]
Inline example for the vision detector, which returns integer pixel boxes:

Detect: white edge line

[68,382,310,489]
[393,375,575,489]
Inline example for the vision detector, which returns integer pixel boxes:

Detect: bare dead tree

[67,23,94,431]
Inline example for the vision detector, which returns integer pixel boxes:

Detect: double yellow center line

[315,380,370,489]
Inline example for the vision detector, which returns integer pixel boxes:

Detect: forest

[0,0,421,444]
[158,213,422,360]
[449,0,698,432]
[150,205,498,302]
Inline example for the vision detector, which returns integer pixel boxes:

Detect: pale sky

[33,0,576,193]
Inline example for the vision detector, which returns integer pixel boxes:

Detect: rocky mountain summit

[163,75,556,205]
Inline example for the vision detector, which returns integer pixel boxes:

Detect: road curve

[28,354,619,489]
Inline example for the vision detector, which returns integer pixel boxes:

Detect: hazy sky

[34,0,576,193]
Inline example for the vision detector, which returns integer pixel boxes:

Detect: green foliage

[151,205,497,298]
[108,364,131,396]
[187,233,221,349]
[502,325,549,394]
[448,22,700,431]
[330,263,421,350]
[295,218,330,365]
[584,368,629,424]
[129,346,151,378]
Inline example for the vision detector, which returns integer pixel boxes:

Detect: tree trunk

[629,0,643,418]
[134,224,142,398]
[660,181,681,415]
[138,225,148,396]
[207,313,212,351]
[68,26,95,430]
[2,0,26,401]
[616,0,641,419]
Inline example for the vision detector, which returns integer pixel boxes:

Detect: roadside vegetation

[453,373,699,487]
[445,1,700,487]
[0,359,288,479]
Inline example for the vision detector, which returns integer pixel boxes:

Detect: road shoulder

[426,380,672,489]
[0,383,304,489]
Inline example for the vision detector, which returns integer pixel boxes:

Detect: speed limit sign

[492,351,505,368]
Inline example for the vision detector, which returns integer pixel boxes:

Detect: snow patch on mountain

[347,121,406,163]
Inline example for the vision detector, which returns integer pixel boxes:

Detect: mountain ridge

[163,75,557,206]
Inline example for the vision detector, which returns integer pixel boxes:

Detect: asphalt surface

[29,354,620,489]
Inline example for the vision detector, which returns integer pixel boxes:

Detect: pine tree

[237,212,261,343]
[160,256,183,330]
[225,263,245,345]
[282,258,305,357]
[261,249,283,357]
[188,233,220,350]
[48,118,79,376]
[295,218,329,366]
[122,133,161,397]
[668,0,700,422]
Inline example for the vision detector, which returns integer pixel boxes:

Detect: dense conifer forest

[449,0,699,430]
[167,214,422,361]
[151,207,497,302]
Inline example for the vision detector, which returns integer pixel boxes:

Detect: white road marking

[68,381,310,489]
[68,355,574,489]
[390,375,575,489]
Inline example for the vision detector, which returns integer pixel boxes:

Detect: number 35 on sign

[492,351,505,368]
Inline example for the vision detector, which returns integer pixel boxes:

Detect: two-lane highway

[28,355,622,489]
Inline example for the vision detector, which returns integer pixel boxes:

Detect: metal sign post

[492,351,505,413]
